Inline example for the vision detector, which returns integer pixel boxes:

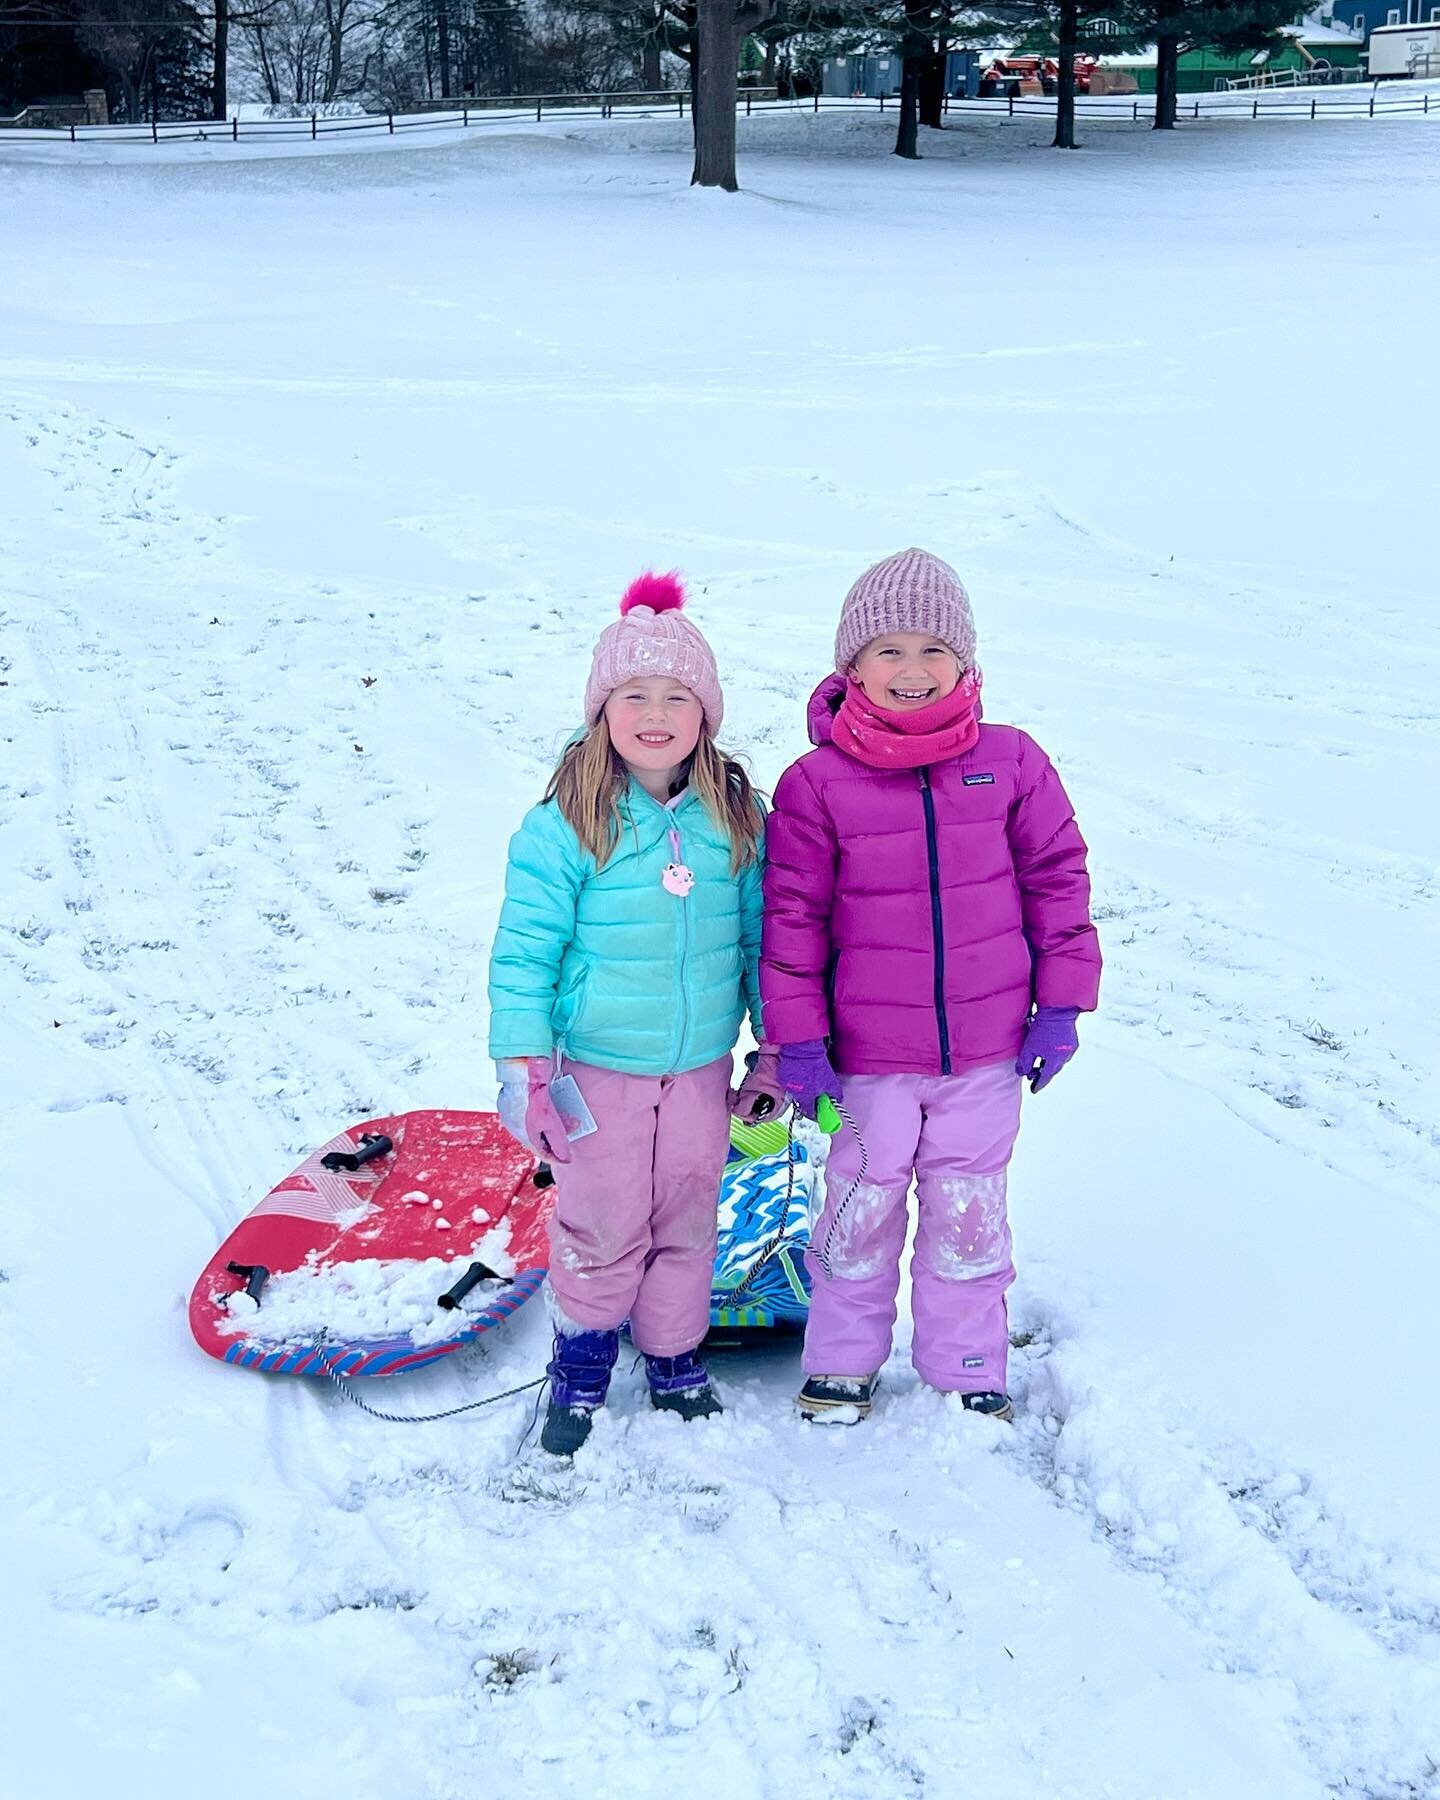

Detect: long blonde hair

[545,719,764,874]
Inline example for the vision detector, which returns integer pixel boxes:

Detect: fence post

[880,92,885,111]
[388,111,394,133]
[1369,90,1375,116]
[1193,98,1199,118]
[1008,89,1014,117]
[1311,95,1316,119]
[814,89,819,113]
[70,122,76,142]
[463,105,469,126]
[678,92,684,118]
[1252,96,1258,119]
[311,110,317,139]
[232,114,238,141]
[536,97,542,121]
[746,90,751,116]
[1132,98,1137,121]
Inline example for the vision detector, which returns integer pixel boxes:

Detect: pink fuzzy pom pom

[620,570,686,616]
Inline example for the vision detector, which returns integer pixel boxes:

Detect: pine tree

[1131,0,1297,128]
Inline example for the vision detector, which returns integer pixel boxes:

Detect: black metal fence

[1,81,1435,145]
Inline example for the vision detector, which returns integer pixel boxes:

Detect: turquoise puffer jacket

[488,782,764,1077]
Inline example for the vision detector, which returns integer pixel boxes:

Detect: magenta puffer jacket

[760,676,1101,1076]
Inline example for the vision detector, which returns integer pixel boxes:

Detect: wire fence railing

[1219,64,1369,89]
[1,79,1436,145]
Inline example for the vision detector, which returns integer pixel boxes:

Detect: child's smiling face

[849,633,963,713]
[604,676,704,781]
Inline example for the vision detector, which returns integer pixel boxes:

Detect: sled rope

[312,1336,547,1424]
[727,1100,870,1298]
[812,1102,869,1283]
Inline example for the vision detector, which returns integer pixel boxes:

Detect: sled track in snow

[1001,1310,1440,1797]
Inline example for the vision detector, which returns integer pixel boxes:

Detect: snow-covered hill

[3,116,1438,1799]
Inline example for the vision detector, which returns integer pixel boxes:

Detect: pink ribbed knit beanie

[835,548,976,673]
[584,572,724,734]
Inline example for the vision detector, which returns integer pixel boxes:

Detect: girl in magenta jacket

[761,548,1101,1422]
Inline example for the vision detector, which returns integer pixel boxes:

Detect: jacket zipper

[669,809,691,1073]
[918,766,951,1075]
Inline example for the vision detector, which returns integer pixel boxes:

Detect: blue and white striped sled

[708,1124,818,1329]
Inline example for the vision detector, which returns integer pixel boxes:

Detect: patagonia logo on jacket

[962,773,995,786]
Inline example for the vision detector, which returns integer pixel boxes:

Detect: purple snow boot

[541,1327,620,1457]
[644,1350,723,1422]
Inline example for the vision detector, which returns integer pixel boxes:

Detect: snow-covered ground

[3,114,1439,1800]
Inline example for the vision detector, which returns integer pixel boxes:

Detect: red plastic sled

[188,1110,552,1378]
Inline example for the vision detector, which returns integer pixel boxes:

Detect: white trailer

[1367,19,1440,77]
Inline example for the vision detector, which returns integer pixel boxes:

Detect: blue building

[821,49,982,99]
[1344,0,1438,39]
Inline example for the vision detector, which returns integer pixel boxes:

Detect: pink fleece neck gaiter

[831,671,982,770]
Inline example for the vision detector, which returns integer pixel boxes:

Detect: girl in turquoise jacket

[487,574,775,1457]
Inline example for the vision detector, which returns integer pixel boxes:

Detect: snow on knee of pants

[925,1173,1011,1282]
[825,1183,895,1279]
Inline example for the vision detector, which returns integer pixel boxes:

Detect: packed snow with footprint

[3,114,1439,1800]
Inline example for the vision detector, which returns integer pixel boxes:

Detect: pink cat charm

[662,863,695,897]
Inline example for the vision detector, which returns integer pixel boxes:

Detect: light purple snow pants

[803,1060,1023,1392]
[545,1056,732,1356]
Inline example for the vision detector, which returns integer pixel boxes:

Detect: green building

[1096,8,1364,90]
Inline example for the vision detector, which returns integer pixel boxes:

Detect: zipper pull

[662,824,694,897]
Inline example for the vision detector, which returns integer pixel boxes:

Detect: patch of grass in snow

[480,1648,541,1690]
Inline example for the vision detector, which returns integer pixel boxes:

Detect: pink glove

[496,1059,572,1164]
[526,1064,572,1164]
[730,1047,785,1123]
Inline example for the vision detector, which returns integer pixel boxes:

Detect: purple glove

[730,1046,785,1123]
[1015,1007,1080,1093]
[777,1039,843,1119]
[496,1060,572,1164]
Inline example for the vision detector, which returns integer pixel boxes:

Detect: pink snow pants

[545,1056,732,1357]
[803,1060,1023,1393]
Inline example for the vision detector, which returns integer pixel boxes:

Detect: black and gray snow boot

[959,1390,1013,1422]
[645,1351,723,1421]
[797,1374,878,1422]
[540,1326,620,1457]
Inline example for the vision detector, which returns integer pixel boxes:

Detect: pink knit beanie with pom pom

[584,572,724,734]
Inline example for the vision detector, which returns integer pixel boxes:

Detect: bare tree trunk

[762,35,775,88]
[253,24,281,103]
[324,0,344,101]
[1153,32,1179,128]
[692,0,741,187]
[919,40,945,126]
[895,0,930,154]
[643,34,662,89]
[1052,0,1078,149]
[212,0,228,118]
[894,53,921,155]
[436,0,451,96]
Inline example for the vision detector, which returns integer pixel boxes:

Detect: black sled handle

[436,1260,510,1310]
[226,1260,270,1303]
[320,1132,393,1173]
